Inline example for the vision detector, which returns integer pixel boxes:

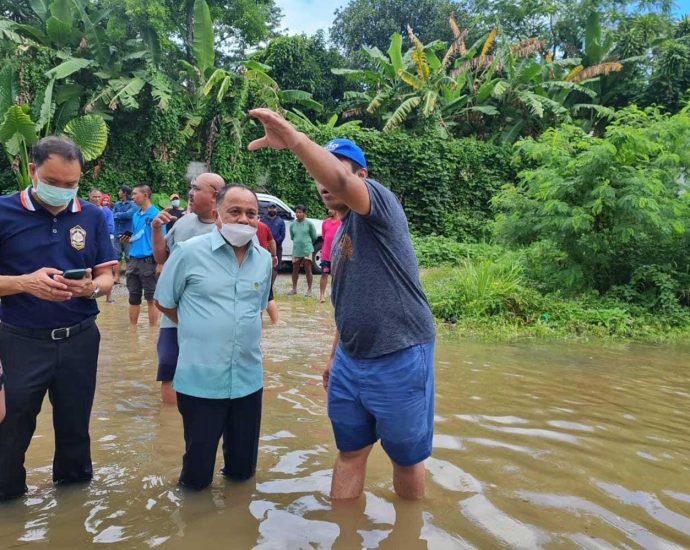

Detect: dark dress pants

[0,324,100,500]
[176,388,263,490]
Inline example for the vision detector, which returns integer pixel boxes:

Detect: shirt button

[52,229,57,234]
[53,218,57,222]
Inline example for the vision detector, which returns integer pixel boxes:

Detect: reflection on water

[2,283,690,548]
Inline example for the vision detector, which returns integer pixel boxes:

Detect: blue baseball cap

[324,138,367,169]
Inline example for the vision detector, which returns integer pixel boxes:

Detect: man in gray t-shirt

[248,109,436,501]
[151,173,224,405]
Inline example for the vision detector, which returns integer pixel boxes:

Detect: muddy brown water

[1,280,690,549]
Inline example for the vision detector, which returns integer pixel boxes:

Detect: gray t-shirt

[331,178,435,358]
[160,213,216,328]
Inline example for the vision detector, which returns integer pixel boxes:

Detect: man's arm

[323,330,340,390]
[152,209,177,264]
[154,302,178,324]
[276,219,286,243]
[268,239,278,269]
[248,109,370,215]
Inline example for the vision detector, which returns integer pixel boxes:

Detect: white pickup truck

[257,193,325,273]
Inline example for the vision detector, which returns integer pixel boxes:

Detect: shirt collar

[20,188,81,213]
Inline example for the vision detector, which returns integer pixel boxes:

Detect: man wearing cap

[248,109,436,501]
[0,136,117,500]
[151,173,225,405]
[112,185,137,285]
[166,194,186,231]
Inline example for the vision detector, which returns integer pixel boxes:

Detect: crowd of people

[0,108,436,508]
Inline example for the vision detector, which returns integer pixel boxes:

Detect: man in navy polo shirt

[0,136,117,500]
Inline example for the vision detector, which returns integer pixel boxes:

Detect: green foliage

[63,114,108,160]
[493,106,690,293]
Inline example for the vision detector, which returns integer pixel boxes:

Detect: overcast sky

[274,0,690,38]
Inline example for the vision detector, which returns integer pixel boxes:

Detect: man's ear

[28,163,37,180]
[357,168,368,179]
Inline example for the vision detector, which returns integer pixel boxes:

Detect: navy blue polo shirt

[0,188,118,329]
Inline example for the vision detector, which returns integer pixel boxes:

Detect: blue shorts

[327,341,435,466]
[156,327,178,382]
[320,260,331,274]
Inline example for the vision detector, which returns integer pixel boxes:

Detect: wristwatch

[89,283,102,300]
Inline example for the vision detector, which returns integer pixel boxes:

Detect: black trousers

[0,324,100,500]
[176,388,263,490]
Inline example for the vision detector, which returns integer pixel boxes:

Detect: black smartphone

[62,268,87,280]
[122,230,133,238]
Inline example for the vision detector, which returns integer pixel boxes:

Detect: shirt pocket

[236,278,264,318]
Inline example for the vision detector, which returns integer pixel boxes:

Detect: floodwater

[2,281,690,549]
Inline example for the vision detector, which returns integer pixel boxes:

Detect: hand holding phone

[62,268,88,280]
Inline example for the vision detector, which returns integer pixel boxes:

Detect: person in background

[319,209,341,303]
[152,173,224,405]
[112,185,137,285]
[288,205,317,297]
[123,184,161,327]
[248,110,436,501]
[154,184,272,491]
[257,220,280,324]
[261,203,285,289]
[89,189,116,303]
[101,195,111,209]
[0,136,116,500]
[167,193,185,231]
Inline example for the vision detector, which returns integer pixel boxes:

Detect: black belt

[0,317,96,341]
[130,256,155,262]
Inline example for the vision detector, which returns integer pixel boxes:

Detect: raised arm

[248,109,370,215]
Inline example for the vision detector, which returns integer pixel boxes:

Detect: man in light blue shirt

[154,184,272,490]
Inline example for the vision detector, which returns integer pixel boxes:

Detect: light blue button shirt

[154,229,272,399]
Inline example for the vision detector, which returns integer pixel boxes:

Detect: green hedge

[1,98,513,240]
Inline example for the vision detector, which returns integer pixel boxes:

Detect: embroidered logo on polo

[70,225,86,250]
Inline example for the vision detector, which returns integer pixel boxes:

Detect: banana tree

[0,65,107,189]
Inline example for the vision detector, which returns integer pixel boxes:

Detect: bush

[493,106,690,295]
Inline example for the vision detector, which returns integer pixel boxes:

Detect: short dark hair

[89,188,102,195]
[133,184,151,198]
[295,204,306,212]
[31,136,84,170]
[334,154,364,174]
[119,185,132,197]
[215,184,258,208]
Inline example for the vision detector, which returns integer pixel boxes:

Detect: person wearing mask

[319,209,341,303]
[288,205,317,297]
[122,184,161,327]
[154,184,272,490]
[112,185,137,285]
[89,189,116,303]
[151,173,224,405]
[167,193,185,231]
[0,136,116,500]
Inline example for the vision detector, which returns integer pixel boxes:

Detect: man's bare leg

[305,260,313,295]
[266,300,279,324]
[290,261,300,293]
[331,445,373,500]
[320,274,329,303]
[392,461,426,500]
[160,382,177,405]
[147,300,159,326]
[129,304,140,326]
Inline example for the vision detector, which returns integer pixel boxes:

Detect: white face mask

[171,199,180,208]
[219,223,257,247]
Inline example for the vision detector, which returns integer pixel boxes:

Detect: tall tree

[330,0,466,59]
[252,32,350,116]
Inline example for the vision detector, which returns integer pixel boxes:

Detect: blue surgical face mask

[171,199,180,208]
[35,180,79,207]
